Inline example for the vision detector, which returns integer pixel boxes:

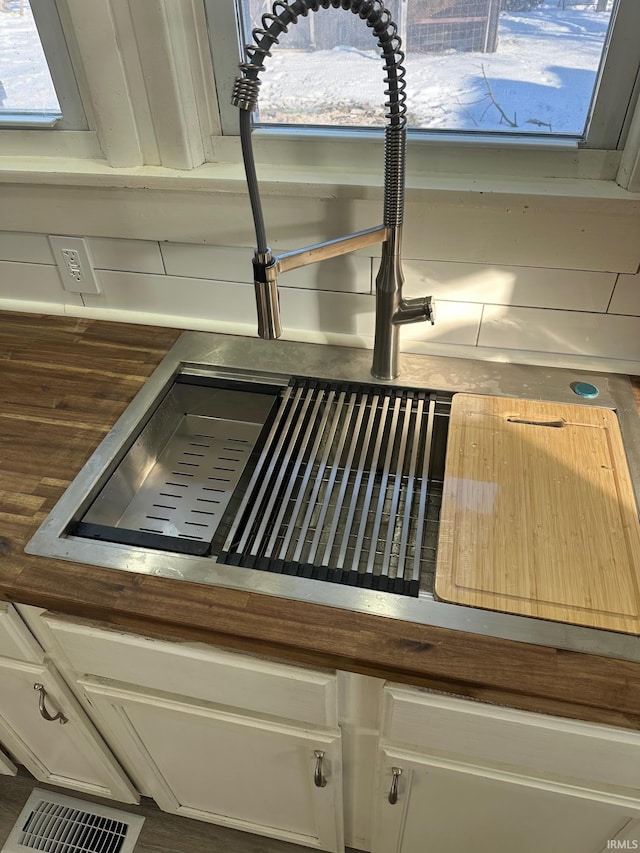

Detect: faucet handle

[394,296,436,327]
[426,296,436,325]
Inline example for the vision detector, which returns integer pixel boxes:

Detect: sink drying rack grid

[219,377,451,597]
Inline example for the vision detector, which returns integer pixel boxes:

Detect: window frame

[585,0,640,150]
[0,0,222,168]
[207,0,640,154]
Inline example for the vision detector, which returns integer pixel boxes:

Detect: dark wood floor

[0,769,359,853]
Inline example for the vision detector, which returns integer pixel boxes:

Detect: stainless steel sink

[60,366,452,598]
[26,331,640,662]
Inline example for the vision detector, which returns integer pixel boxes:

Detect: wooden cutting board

[435,394,640,633]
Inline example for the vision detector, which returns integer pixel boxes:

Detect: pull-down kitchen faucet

[232,0,435,380]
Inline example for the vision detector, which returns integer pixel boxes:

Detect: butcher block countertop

[2,311,640,730]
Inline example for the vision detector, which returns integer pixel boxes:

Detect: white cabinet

[28,607,640,853]
[0,602,45,661]
[0,659,138,802]
[0,743,17,775]
[372,749,639,853]
[83,678,343,851]
[371,686,640,853]
[0,603,137,803]
[44,614,345,852]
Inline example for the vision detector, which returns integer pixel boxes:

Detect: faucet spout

[251,225,390,341]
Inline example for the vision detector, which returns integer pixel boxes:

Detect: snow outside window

[0,0,86,129]
[212,0,639,150]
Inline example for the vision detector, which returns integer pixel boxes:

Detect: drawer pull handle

[314,750,327,788]
[34,683,68,725]
[388,767,402,804]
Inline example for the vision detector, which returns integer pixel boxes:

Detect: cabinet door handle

[34,683,68,725]
[313,750,327,788]
[388,767,402,804]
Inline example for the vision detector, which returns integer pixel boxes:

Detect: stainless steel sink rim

[25,331,640,663]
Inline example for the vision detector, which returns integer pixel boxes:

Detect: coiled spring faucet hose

[232,0,408,252]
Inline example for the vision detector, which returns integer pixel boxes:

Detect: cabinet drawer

[0,603,43,663]
[383,685,640,793]
[44,614,338,727]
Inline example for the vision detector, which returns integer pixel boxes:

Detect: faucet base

[371,232,435,381]
[372,318,400,381]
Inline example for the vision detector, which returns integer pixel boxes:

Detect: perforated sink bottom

[92,414,258,542]
[73,375,282,556]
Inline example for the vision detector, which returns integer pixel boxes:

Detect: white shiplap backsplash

[0,230,638,374]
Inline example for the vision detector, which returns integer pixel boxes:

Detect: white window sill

[0,130,101,160]
[0,146,636,210]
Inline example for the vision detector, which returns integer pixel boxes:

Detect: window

[209,0,640,151]
[0,0,636,187]
[0,0,86,129]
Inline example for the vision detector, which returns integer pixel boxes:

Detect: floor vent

[2,790,145,853]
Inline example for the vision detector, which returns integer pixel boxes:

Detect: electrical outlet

[49,235,101,294]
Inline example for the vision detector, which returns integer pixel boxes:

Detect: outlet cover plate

[49,235,101,294]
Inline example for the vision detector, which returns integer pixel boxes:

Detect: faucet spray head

[253,250,282,340]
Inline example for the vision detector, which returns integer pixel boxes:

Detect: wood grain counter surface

[2,311,640,729]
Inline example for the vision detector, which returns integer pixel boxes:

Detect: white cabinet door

[0,658,137,803]
[0,742,17,775]
[82,677,344,852]
[372,748,640,853]
[0,603,44,662]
